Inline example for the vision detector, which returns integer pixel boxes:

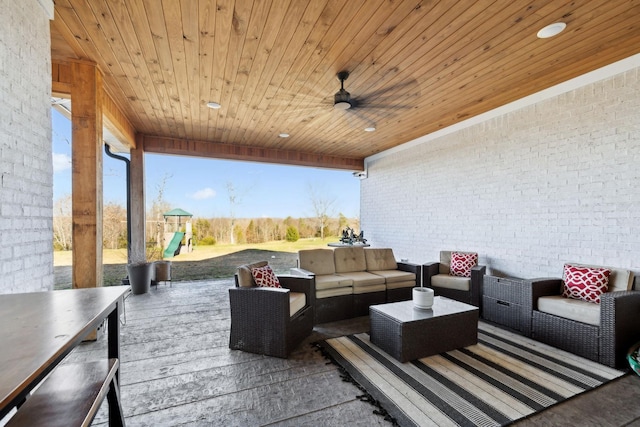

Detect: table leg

[107,297,124,426]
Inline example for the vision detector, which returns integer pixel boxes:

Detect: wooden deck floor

[66,280,640,427]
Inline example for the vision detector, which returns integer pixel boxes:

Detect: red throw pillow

[251,265,281,288]
[562,264,610,304]
[450,252,478,278]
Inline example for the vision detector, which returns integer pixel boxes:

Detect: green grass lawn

[53,237,341,289]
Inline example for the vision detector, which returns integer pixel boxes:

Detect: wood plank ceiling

[51,0,640,171]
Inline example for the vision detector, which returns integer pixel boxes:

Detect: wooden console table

[0,286,130,426]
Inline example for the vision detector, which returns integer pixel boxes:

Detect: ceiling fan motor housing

[334,71,352,109]
[334,89,351,109]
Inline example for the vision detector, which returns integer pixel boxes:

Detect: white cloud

[52,153,71,173]
[189,187,216,200]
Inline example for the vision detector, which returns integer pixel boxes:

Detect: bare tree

[103,202,127,249]
[148,173,172,247]
[308,184,335,240]
[226,181,252,244]
[53,195,72,250]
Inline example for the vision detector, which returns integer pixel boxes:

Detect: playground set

[162,208,193,258]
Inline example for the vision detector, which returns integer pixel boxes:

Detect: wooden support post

[71,60,103,289]
[130,135,146,263]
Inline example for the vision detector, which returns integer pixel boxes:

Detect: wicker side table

[482,276,533,336]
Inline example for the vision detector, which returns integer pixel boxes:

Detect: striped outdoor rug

[317,322,624,427]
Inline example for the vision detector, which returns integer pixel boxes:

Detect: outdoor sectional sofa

[292,247,419,324]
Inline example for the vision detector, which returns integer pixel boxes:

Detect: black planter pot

[126,262,153,295]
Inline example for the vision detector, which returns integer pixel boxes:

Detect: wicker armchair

[228,261,314,358]
[424,251,485,308]
[530,263,639,368]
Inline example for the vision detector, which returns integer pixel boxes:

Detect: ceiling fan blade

[361,77,420,99]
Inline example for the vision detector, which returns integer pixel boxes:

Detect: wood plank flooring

[64,279,640,427]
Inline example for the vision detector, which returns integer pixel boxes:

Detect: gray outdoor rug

[316,322,624,427]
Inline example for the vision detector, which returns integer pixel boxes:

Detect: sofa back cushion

[236,261,268,287]
[298,249,336,275]
[364,248,397,271]
[564,262,634,293]
[334,246,367,273]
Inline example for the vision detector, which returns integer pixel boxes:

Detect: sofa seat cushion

[352,283,387,295]
[337,271,386,288]
[537,295,600,326]
[298,249,336,275]
[385,280,416,290]
[431,274,470,291]
[314,274,353,291]
[289,292,306,317]
[317,287,353,299]
[369,269,416,284]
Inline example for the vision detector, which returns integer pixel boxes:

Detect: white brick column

[0,0,54,293]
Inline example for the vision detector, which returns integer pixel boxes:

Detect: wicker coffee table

[369,297,479,362]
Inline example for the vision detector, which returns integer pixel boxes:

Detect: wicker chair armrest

[290,267,315,277]
[397,261,421,275]
[470,265,486,306]
[600,290,640,317]
[600,290,640,368]
[228,287,290,323]
[423,262,440,287]
[530,278,563,308]
[278,275,314,302]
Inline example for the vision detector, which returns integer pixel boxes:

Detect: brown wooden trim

[103,93,136,149]
[52,61,73,95]
[141,135,364,171]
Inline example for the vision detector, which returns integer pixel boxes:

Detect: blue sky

[52,109,360,218]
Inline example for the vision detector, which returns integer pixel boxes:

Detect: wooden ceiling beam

[141,135,364,172]
[52,60,136,149]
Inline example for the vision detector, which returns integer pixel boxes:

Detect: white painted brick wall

[362,66,640,280]
[0,0,54,293]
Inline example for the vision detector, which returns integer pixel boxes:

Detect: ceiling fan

[276,70,420,131]
[328,70,420,132]
[331,70,419,111]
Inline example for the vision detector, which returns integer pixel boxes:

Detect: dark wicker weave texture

[229,275,314,358]
[530,278,640,368]
[370,301,478,363]
[482,276,544,336]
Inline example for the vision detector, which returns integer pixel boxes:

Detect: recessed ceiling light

[537,22,566,39]
[279,133,289,138]
[206,102,221,109]
[364,127,376,132]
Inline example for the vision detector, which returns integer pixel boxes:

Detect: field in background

[53,237,341,289]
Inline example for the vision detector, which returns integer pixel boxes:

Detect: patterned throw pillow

[251,264,281,288]
[450,252,478,277]
[562,264,610,304]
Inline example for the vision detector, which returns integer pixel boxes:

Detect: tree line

[53,196,359,250]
